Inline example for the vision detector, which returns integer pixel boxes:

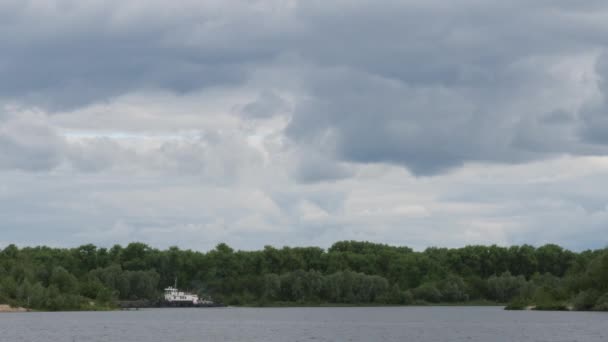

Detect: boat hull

[159,300,225,308]
[118,300,225,309]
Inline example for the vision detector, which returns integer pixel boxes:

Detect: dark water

[1,307,606,342]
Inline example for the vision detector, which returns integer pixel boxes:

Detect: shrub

[413,283,441,303]
[593,293,608,311]
[572,290,600,311]
[505,297,529,310]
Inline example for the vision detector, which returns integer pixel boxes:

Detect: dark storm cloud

[292,149,354,183]
[2,0,608,176]
[285,67,555,175]
[0,1,291,110]
[284,1,608,175]
[1,34,254,110]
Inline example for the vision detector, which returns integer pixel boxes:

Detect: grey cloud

[293,1,594,84]
[0,113,66,171]
[0,1,293,110]
[3,0,608,178]
[0,111,265,181]
[272,187,347,219]
[4,0,608,176]
[153,134,264,184]
[582,113,608,144]
[239,90,290,119]
[279,1,608,175]
[3,0,608,250]
[292,149,354,183]
[286,68,532,175]
[64,131,265,184]
[67,137,136,172]
[580,53,608,145]
[286,48,607,176]
[1,36,250,110]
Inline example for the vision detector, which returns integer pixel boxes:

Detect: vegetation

[0,241,607,311]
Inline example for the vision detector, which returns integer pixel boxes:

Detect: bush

[505,297,528,310]
[486,272,528,303]
[439,275,469,302]
[386,284,403,304]
[402,290,414,305]
[532,287,566,310]
[573,290,600,311]
[593,293,608,311]
[533,302,569,311]
[413,283,441,303]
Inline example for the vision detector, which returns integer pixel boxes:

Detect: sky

[1,0,608,251]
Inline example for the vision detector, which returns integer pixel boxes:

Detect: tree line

[0,241,606,311]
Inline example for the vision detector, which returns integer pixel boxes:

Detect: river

[1,306,606,342]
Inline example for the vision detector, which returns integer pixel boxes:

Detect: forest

[0,241,607,311]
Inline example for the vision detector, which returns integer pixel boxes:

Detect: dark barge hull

[159,301,225,308]
[118,300,225,309]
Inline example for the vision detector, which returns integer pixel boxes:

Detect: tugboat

[160,280,222,307]
[118,279,225,309]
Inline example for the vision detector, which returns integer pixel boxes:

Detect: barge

[160,286,221,307]
[118,283,224,309]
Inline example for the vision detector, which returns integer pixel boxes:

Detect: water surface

[1,307,606,342]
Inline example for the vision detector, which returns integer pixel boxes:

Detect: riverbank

[505,302,607,312]
[4,298,606,312]
[0,304,29,313]
[8,302,608,312]
[237,300,505,308]
[1,301,505,312]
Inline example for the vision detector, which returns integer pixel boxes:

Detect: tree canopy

[0,241,606,311]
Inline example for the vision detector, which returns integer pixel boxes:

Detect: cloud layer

[1,0,608,250]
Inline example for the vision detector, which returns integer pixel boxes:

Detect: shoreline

[236,302,506,308]
[7,302,605,312]
[0,304,29,313]
[1,302,506,313]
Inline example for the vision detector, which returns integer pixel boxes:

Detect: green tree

[49,267,79,294]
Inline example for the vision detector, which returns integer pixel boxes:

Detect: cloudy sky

[2,0,608,251]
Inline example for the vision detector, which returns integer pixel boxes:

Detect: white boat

[161,280,218,307]
[163,286,202,305]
